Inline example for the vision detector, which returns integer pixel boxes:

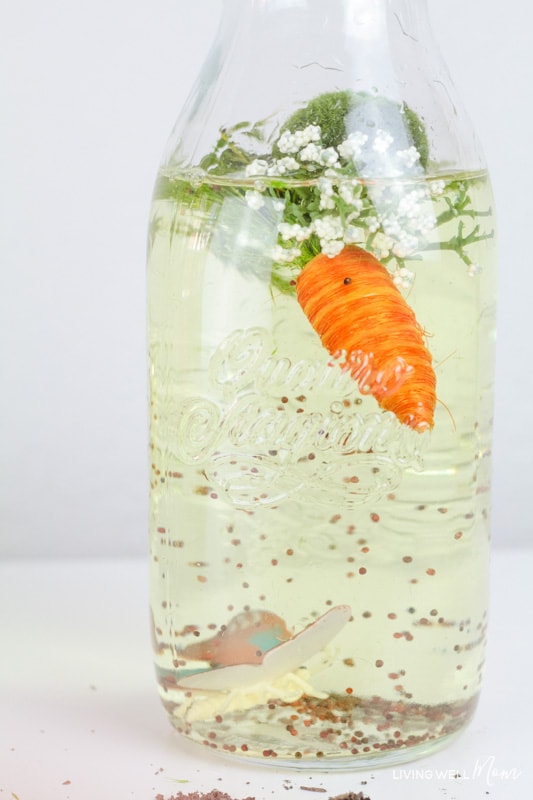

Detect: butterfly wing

[177,605,351,691]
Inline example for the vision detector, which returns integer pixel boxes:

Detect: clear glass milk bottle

[147,0,497,768]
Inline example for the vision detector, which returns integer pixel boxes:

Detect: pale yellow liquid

[147,171,496,768]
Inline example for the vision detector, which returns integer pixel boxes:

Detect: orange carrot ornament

[296,245,436,432]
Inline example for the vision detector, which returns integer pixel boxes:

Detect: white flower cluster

[245,155,300,178]
[393,266,415,289]
[242,122,442,274]
[313,216,345,257]
[276,214,352,258]
[337,132,368,160]
[371,184,438,259]
[278,222,312,242]
[429,180,446,197]
[276,125,321,154]
[372,129,394,154]
[244,189,265,210]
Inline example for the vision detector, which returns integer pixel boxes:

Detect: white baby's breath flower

[278,222,297,241]
[275,156,300,175]
[276,131,299,154]
[337,131,368,160]
[322,239,345,257]
[276,125,322,155]
[392,233,418,258]
[367,216,380,233]
[339,182,363,207]
[312,215,344,241]
[320,195,336,210]
[295,227,312,242]
[318,176,337,210]
[397,190,424,218]
[311,214,344,256]
[415,214,437,235]
[373,232,394,259]
[393,267,415,289]
[299,143,323,163]
[245,190,265,210]
[373,129,394,154]
[272,244,301,263]
[430,180,446,196]
[301,124,322,144]
[278,221,311,242]
[318,176,335,197]
[319,147,339,167]
[245,159,268,177]
[468,263,482,277]
[381,215,402,238]
[396,147,421,169]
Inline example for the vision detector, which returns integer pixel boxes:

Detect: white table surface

[1,550,530,800]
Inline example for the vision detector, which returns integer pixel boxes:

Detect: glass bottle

[147,0,497,769]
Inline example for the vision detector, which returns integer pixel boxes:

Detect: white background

[1,0,531,557]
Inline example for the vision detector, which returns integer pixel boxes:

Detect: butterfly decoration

[177,608,292,668]
[177,604,352,692]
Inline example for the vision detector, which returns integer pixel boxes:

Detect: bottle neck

[167,0,484,175]
[231,0,432,40]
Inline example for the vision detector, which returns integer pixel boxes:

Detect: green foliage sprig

[154,91,494,291]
